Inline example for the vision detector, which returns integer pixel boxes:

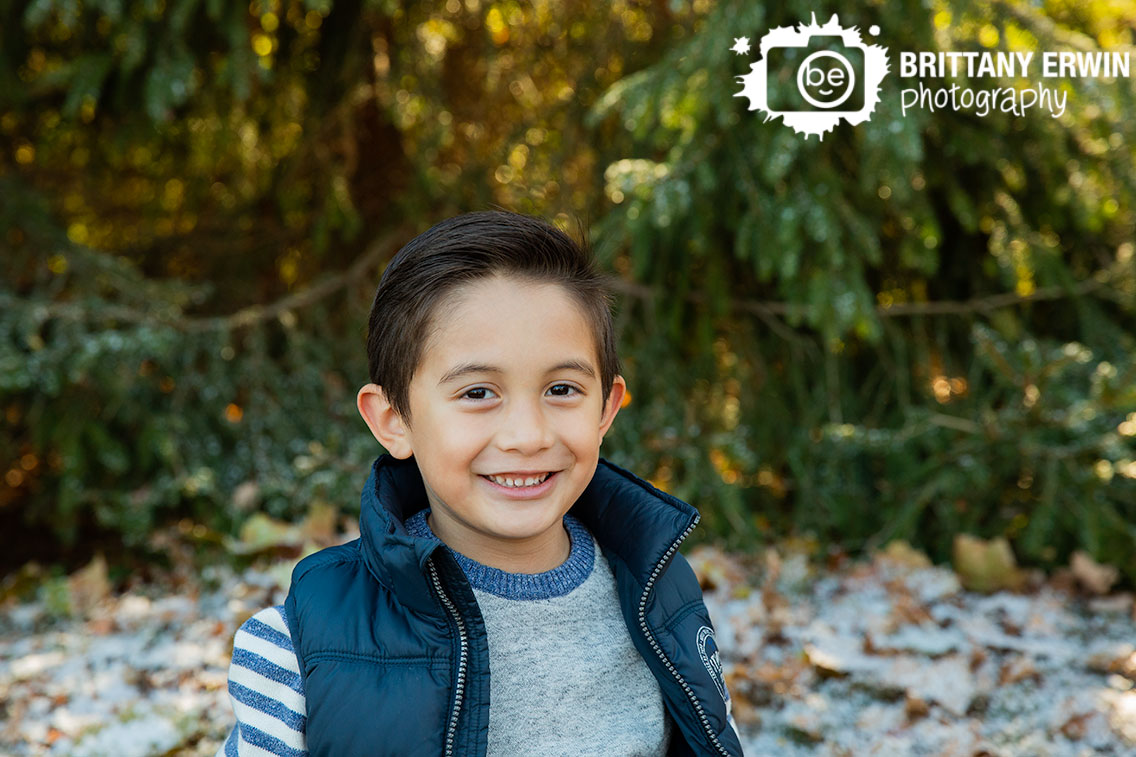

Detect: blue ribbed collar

[404,509,594,600]
[355,454,699,618]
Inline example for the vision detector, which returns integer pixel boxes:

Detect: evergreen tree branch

[605,273,1113,322]
[6,228,408,333]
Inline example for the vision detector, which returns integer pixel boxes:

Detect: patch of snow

[872,622,966,656]
[66,710,182,757]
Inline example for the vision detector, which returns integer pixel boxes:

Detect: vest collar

[572,457,701,581]
[357,454,443,617]
[357,454,700,613]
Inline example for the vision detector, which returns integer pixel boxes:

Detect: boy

[217,211,743,756]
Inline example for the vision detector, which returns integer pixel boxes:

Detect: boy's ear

[598,375,627,443]
[357,383,413,459]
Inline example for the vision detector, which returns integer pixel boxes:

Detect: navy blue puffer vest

[284,454,744,756]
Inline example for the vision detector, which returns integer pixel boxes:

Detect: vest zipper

[428,557,469,757]
[637,515,731,756]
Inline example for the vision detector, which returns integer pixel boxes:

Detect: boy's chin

[480,509,570,541]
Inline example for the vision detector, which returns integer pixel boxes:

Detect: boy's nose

[495,397,554,453]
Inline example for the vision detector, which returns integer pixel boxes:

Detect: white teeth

[487,472,551,487]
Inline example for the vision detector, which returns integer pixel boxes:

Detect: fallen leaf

[1119,652,1136,680]
[999,656,1040,685]
[875,540,932,572]
[225,513,304,555]
[759,548,791,625]
[0,562,45,604]
[1060,711,1093,741]
[1086,642,1136,676]
[723,668,763,726]
[301,501,339,546]
[904,693,930,720]
[803,643,852,679]
[1106,690,1136,744]
[68,553,110,616]
[1070,550,1119,595]
[952,534,1024,593]
[883,580,936,629]
[969,647,988,672]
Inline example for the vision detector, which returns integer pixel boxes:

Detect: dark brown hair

[366,210,621,426]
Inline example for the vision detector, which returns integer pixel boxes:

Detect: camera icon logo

[735,14,889,139]
[797,50,857,109]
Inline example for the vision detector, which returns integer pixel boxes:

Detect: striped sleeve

[724,679,741,742]
[215,605,308,757]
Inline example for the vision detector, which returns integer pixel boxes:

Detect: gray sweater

[406,510,673,756]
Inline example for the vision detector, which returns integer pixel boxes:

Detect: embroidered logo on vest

[696,625,727,702]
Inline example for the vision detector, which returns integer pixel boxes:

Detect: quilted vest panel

[285,542,469,756]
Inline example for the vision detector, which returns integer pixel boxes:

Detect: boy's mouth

[481,471,555,488]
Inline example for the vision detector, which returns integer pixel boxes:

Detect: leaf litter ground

[1,533,1134,756]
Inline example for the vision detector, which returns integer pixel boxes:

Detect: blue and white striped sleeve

[215,605,308,757]
[724,679,741,742]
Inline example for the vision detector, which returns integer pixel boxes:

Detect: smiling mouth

[481,471,555,488]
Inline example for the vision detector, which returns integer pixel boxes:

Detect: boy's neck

[425,512,572,574]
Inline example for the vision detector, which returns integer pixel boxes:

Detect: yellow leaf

[952,534,1023,593]
[226,513,303,555]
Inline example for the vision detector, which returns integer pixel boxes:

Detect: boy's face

[362,274,625,572]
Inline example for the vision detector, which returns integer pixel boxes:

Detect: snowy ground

[689,543,1136,756]
[1,538,1134,756]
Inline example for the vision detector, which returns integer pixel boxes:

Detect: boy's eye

[460,385,579,400]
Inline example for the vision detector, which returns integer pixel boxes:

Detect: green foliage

[592,0,1136,579]
[797,325,1136,577]
[2,0,1135,585]
[0,0,693,558]
[1,203,376,545]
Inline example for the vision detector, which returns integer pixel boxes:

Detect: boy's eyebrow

[437,359,596,386]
